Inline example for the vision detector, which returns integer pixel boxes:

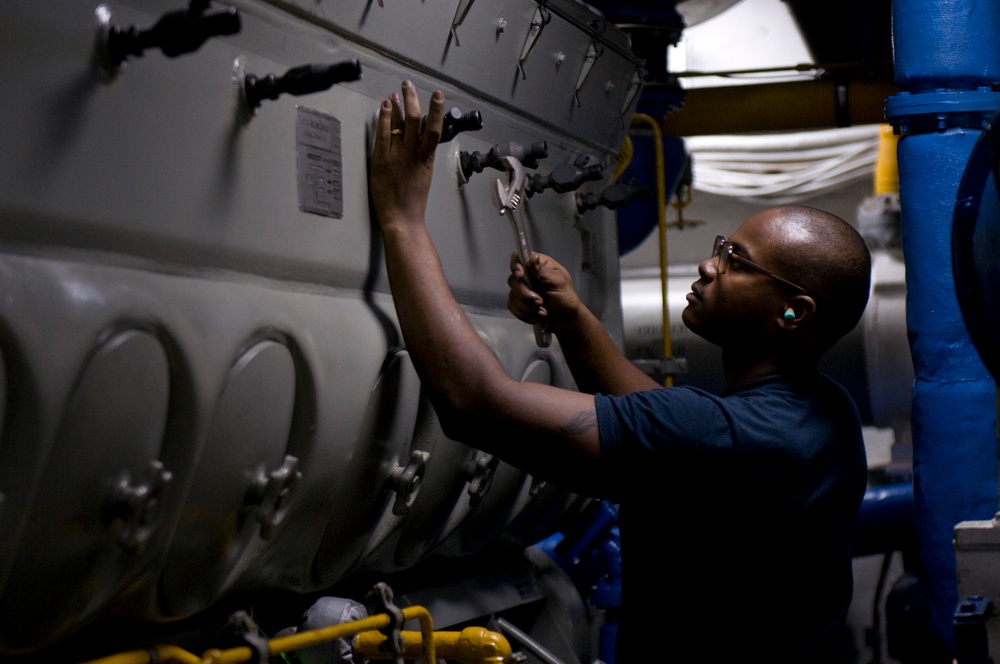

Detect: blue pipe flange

[885,89,1000,134]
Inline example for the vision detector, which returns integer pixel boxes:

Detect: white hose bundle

[683,124,881,204]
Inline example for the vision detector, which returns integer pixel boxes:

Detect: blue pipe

[853,483,916,558]
[885,0,1000,653]
[536,501,622,664]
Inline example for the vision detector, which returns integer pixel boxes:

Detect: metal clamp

[466,452,500,503]
[365,583,406,664]
[109,459,173,552]
[227,610,270,664]
[389,450,430,516]
[249,454,302,540]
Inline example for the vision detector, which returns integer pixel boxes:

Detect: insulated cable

[683,124,881,204]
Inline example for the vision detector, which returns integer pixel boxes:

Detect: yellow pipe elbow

[356,626,512,664]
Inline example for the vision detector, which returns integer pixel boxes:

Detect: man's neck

[721,349,818,392]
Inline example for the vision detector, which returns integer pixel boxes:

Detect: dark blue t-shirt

[595,373,867,663]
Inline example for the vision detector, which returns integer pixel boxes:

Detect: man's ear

[778,294,817,329]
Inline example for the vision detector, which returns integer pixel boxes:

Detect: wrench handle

[509,217,552,348]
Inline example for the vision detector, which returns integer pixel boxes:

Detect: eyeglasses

[712,235,809,294]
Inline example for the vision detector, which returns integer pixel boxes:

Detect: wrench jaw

[500,155,526,186]
[493,155,527,228]
[491,178,508,215]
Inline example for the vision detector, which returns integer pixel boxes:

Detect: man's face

[681,211,795,347]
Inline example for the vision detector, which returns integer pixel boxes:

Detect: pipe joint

[885,89,1000,134]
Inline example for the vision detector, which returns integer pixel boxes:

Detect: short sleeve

[595,386,735,471]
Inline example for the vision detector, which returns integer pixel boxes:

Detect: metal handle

[509,213,551,348]
[102,1,241,67]
[243,60,363,110]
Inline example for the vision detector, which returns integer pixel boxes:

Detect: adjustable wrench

[492,155,551,348]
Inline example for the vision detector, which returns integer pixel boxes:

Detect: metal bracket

[619,67,644,128]
[955,595,993,664]
[517,6,551,80]
[450,0,476,46]
[574,39,604,108]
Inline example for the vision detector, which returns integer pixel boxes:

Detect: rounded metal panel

[312,349,424,583]
[0,329,171,652]
[432,356,551,560]
[381,407,472,571]
[159,338,297,617]
[386,338,525,571]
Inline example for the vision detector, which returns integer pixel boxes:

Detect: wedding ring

[390,129,403,135]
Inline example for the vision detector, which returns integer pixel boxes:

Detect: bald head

[762,206,872,351]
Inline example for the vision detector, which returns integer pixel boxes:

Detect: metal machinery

[0,1,644,661]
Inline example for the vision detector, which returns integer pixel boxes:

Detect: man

[369,80,871,662]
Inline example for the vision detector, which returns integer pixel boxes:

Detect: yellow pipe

[356,625,512,664]
[875,123,900,195]
[629,113,673,386]
[79,646,201,664]
[80,606,437,664]
[611,135,634,182]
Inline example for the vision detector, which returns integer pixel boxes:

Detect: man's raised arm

[368,80,612,497]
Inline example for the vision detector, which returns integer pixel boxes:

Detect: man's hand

[509,251,659,396]
[369,80,446,232]
[507,251,583,331]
